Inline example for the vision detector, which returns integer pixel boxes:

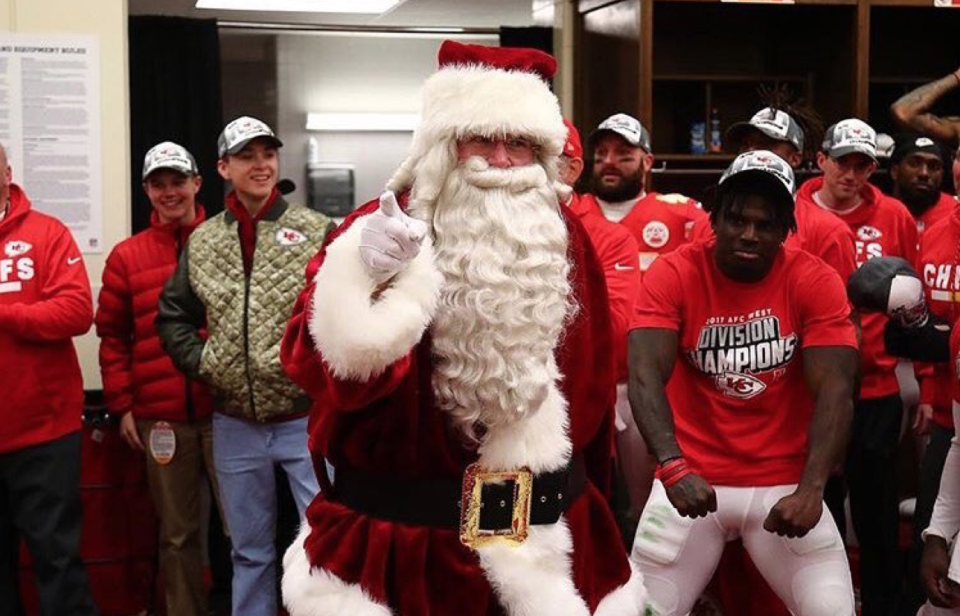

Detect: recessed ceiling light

[196,0,401,14]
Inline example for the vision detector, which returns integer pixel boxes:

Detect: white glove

[359,191,428,284]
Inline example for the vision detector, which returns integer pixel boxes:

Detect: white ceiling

[128,0,540,29]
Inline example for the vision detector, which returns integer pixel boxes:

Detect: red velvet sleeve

[281,197,413,412]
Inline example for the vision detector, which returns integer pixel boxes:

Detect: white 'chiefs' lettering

[855,241,883,264]
[0,257,34,283]
[923,263,960,292]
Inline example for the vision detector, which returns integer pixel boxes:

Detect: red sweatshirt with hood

[0,184,92,453]
[796,177,918,399]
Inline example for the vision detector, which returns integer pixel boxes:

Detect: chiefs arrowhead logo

[857,226,882,241]
[275,227,307,246]
[716,372,766,399]
[642,221,670,249]
[4,240,32,257]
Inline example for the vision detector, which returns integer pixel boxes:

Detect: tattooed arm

[890,71,960,144]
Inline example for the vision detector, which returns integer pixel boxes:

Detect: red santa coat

[280,196,642,616]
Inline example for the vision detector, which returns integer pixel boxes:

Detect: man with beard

[278,41,644,616]
[629,150,859,616]
[890,133,954,235]
[572,113,705,274]
[796,118,918,616]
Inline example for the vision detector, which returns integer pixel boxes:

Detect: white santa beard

[429,157,574,442]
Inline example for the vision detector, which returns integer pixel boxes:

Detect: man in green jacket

[157,116,334,616]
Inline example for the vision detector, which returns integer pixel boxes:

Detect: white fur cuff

[309,219,443,381]
[282,524,393,616]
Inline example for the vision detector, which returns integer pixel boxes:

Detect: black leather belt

[331,455,587,543]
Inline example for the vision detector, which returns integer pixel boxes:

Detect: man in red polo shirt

[572,113,704,274]
[796,118,918,616]
[629,150,858,616]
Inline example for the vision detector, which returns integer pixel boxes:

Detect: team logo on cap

[4,240,31,257]
[857,226,882,241]
[642,221,670,248]
[275,227,307,246]
[916,137,935,147]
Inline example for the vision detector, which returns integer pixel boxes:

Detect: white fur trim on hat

[308,218,443,382]
[282,524,393,616]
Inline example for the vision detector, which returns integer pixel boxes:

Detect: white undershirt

[813,190,861,216]
[597,191,645,222]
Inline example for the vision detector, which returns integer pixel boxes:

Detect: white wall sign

[0,34,102,253]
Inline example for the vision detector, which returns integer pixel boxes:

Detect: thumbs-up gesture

[359,191,429,284]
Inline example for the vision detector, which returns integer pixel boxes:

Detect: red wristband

[655,457,692,488]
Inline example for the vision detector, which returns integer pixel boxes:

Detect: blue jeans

[212,413,318,616]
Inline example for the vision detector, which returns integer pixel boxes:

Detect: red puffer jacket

[96,207,212,422]
[0,184,93,453]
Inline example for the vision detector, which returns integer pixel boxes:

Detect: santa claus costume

[279,41,646,616]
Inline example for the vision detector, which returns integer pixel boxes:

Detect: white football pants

[631,481,855,616]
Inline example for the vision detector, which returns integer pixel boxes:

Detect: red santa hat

[388,41,568,193]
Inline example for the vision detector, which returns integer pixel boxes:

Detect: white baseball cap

[726,107,805,153]
[590,113,652,152]
[718,150,796,206]
[822,118,877,161]
[218,116,283,158]
[142,141,198,180]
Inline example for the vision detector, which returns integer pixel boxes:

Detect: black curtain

[129,16,224,234]
[498,26,553,56]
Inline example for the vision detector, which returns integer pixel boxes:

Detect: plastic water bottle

[308,136,320,164]
[709,108,722,154]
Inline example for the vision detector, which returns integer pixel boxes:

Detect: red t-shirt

[918,206,960,429]
[796,178,919,399]
[631,240,857,486]
[691,198,856,284]
[567,193,641,382]
[574,191,705,272]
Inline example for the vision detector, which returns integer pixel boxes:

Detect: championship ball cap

[718,150,796,206]
[142,141,198,180]
[589,113,652,152]
[822,118,877,161]
[725,107,805,154]
[218,116,283,158]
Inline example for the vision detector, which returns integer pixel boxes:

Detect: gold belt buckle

[459,463,533,548]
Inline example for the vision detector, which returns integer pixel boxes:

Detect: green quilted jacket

[157,197,333,422]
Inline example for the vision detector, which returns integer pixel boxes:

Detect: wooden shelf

[653,74,808,82]
[656,154,737,162]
